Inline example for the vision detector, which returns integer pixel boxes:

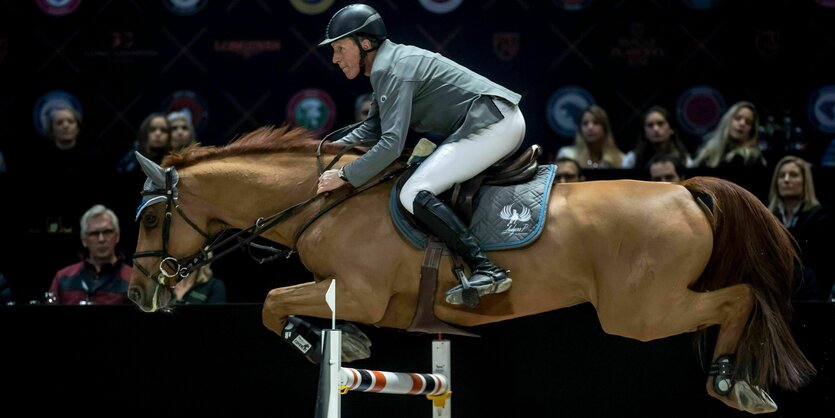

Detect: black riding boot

[412,190,511,307]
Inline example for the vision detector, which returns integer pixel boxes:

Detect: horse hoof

[733,381,777,414]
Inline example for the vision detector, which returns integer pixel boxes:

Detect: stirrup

[444,268,512,308]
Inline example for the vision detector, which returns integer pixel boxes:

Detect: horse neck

[179,153,322,247]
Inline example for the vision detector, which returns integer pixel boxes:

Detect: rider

[315,4,527,306]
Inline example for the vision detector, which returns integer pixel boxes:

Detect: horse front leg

[262,278,387,364]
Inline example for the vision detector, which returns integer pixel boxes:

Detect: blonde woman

[694,101,766,168]
[767,155,833,300]
[556,105,624,169]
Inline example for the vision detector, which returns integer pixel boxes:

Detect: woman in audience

[694,101,766,169]
[556,105,624,169]
[767,155,833,300]
[623,106,693,170]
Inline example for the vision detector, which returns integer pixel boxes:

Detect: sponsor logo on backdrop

[83,31,160,64]
[754,30,782,58]
[553,0,592,11]
[163,0,207,16]
[808,85,835,134]
[290,0,334,15]
[214,39,281,59]
[162,90,210,135]
[33,90,83,137]
[418,0,463,14]
[493,32,520,61]
[286,88,336,136]
[676,85,726,137]
[546,86,595,138]
[36,0,81,16]
[610,23,665,68]
[682,0,720,10]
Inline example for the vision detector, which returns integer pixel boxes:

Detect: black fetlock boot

[412,190,512,307]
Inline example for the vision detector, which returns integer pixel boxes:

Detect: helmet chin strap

[352,36,378,71]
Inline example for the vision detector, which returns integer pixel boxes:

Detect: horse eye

[143,213,158,227]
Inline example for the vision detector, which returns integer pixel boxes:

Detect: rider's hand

[317,169,347,195]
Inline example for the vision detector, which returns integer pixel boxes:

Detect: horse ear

[135,151,165,186]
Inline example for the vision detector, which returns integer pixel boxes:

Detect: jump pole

[314,280,452,418]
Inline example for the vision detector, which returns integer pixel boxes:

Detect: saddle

[447,144,542,223]
[398,143,543,336]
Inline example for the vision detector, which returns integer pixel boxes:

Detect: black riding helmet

[318,4,387,47]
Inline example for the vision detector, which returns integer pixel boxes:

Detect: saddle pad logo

[808,85,835,134]
[499,204,532,235]
[290,0,334,15]
[546,86,595,138]
[418,0,463,14]
[36,0,81,16]
[33,90,83,137]
[287,88,336,136]
[676,85,726,137]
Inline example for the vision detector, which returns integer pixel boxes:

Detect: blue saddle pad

[390,164,556,250]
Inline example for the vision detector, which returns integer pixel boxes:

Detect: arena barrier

[314,282,452,418]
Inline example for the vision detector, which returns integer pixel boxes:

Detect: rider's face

[331,38,362,80]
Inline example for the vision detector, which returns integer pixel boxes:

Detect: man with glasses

[48,204,131,305]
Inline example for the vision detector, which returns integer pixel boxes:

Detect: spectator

[767,155,833,300]
[173,263,226,304]
[0,148,6,172]
[0,271,13,304]
[116,112,171,173]
[556,105,624,169]
[48,204,132,305]
[648,153,686,182]
[354,92,373,122]
[623,106,693,170]
[167,108,197,150]
[694,101,766,169]
[40,105,96,176]
[554,157,585,183]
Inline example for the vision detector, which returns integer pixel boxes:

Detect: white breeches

[400,98,526,213]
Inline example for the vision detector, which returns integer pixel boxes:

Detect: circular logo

[808,85,835,134]
[552,0,593,11]
[163,0,207,16]
[682,0,720,10]
[676,85,726,137]
[289,0,335,15]
[32,90,83,137]
[35,0,82,16]
[161,90,209,135]
[418,0,464,14]
[546,86,595,138]
[286,88,336,136]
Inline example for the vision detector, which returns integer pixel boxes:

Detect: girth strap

[406,240,478,337]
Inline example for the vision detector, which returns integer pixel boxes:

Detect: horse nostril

[128,288,142,303]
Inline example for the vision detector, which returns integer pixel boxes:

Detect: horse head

[128,151,214,312]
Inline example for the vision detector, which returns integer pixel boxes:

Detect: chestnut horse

[128,126,813,414]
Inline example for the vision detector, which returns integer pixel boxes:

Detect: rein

[133,138,404,290]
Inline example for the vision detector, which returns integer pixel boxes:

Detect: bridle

[131,134,402,299]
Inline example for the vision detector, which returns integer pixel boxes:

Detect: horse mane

[161,124,349,169]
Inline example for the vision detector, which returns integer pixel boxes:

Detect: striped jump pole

[314,280,452,417]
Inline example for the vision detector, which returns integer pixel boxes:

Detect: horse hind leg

[668,283,776,413]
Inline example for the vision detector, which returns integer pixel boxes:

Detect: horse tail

[681,176,815,391]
